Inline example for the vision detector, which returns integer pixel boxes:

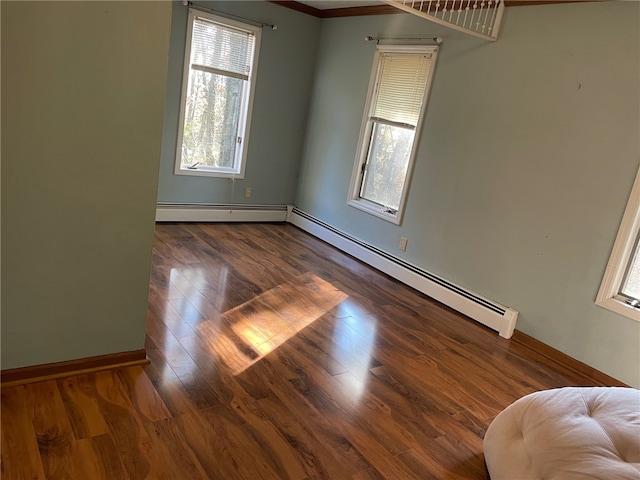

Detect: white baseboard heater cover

[287,207,518,339]
[156,203,288,223]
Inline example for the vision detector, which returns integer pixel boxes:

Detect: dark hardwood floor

[1,222,622,479]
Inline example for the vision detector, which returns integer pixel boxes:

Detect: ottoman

[483,387,640,480]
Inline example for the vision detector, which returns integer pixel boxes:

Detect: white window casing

[348,45,439,225]
[596,165,640,322]
[175,10,261,179]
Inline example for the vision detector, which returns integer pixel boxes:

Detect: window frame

[596,166,640,322]
[174,9,261,179]
[348,44,439,225]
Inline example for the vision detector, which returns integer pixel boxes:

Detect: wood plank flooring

[1,222,622,479]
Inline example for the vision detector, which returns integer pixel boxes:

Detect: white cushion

[483,387,640,480]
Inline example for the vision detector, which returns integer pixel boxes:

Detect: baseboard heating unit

[156,203,288,223]
[287,207,518,339]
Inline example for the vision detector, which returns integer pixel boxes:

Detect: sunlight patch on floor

[197,273,348,375]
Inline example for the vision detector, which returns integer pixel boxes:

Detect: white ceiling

[297,1,384,9]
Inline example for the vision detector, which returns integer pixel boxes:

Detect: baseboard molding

[1,349,148,387]
[511,331,628,387]
[154,204,517,338]
[287,207,518,338]
[156,203,288,222]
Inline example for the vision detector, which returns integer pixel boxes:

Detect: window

[175,10,260,178]
[596,166,640,322]
[348,45,439,224]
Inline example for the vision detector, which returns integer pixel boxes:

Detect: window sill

[348,198,402,225]
[174,168,244,179]
[595,296,640,323]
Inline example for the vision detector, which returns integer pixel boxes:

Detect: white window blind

[191,17,255,80]
[372,54,432,128]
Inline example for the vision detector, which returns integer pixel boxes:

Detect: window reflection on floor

[331,313,377,400]
[157,268,377,391]
[197,273,348,375]
[167,266,229,323]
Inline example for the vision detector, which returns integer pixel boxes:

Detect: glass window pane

[621,235,640,300]
[360,122,414,210]
[180,69,243,170]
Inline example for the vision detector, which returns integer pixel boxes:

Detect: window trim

[174,9,261,179]
[348,44,439,225]
[596,165,640,322]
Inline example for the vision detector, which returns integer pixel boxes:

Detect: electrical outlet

[399,237,408,251]
[244,187,252,199]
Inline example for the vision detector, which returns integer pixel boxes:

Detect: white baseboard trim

[154,202,517,338]
[287,207,518,339]
[156,204,288,223]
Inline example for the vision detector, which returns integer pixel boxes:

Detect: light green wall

[295,3,640,386]
[1,2,172,368]
[157,1,320,205]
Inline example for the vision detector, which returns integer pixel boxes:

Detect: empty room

[2,0,639,478]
